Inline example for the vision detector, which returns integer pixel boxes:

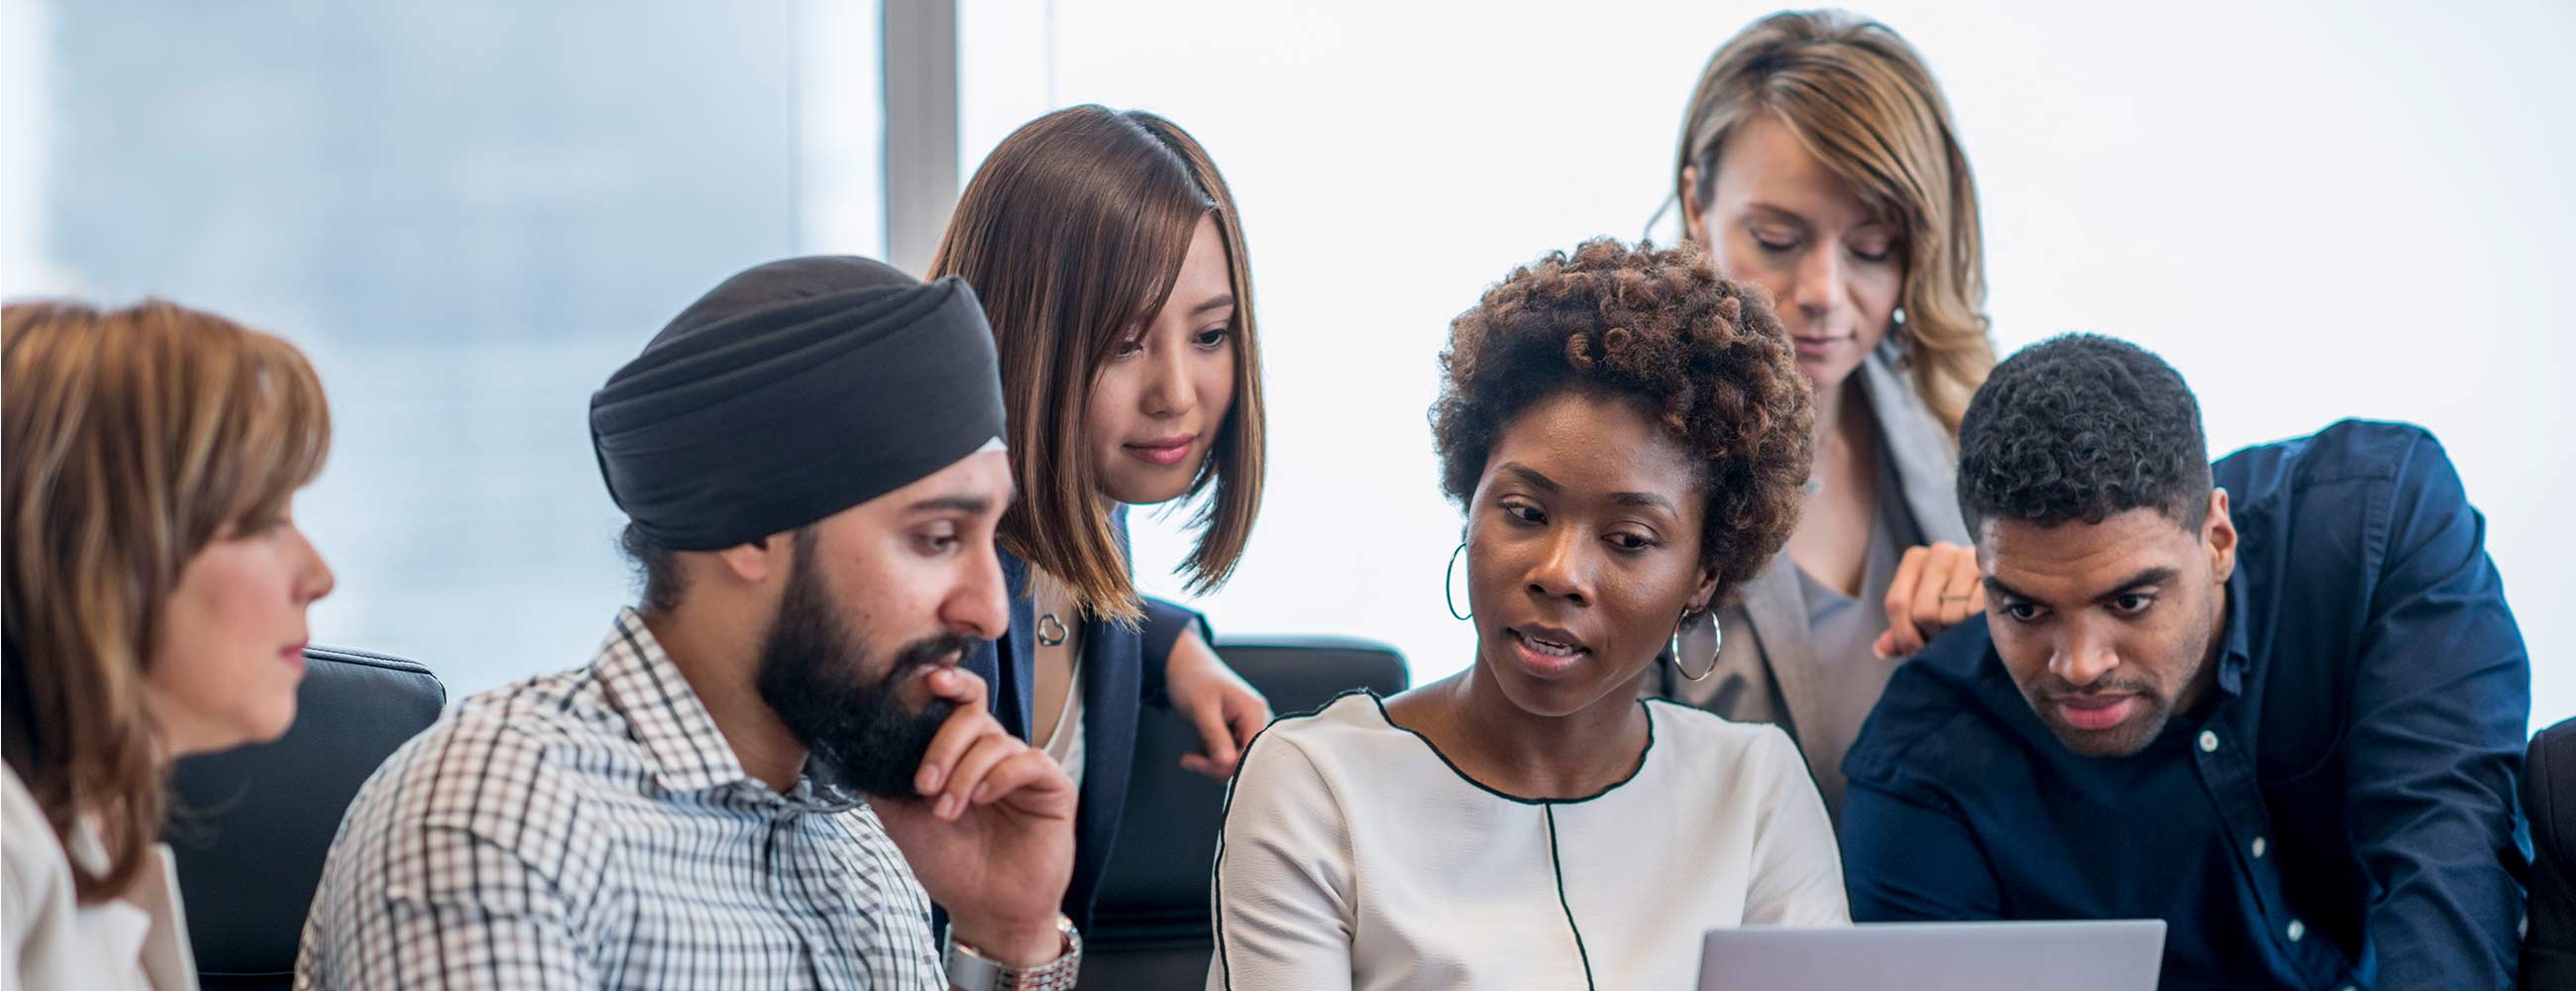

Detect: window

[3,0,884,694]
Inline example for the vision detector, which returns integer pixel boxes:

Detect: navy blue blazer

[956,513,1205,932]
[2527,717,2576,989]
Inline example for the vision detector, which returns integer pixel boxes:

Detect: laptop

[1699,920,2166,990]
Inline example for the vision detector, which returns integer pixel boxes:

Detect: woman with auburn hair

[2,299,337,989]
[928,104,1271,932]
[1662,9,1997,815]
[1212,241,1844,990]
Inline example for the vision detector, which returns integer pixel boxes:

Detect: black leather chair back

[1080,635,1407,989]
[166,645,445,991]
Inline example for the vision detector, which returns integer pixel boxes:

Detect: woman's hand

[1164,629,1271,779]
[1874,541,1986,658]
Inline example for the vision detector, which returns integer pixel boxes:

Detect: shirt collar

[591,607,859,811]
[2209,559,2255,699]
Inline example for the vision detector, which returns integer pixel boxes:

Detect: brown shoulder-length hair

[1675,9,1994,435]
[2,298,331,903]
[929,105,1265,623]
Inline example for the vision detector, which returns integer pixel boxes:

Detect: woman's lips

[281,640,309,671]
[1791,335,1852,359]
[1505,628,1589,680]
[1123,434,1197,467]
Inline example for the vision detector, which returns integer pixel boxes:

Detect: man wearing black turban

[302,257,1088,989]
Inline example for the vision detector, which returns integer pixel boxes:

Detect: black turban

[590,256,1007,551]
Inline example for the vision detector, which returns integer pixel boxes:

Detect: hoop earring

[1670,610,1721,682]
[1445,543,1471,621]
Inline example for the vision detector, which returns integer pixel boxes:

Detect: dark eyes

[915,525,963,555]
[2000,595,2157,623]
[1112,325,1228,360]
[1496,499,1659,553]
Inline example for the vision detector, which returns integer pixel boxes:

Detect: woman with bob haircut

[1211,240,1847,990]
[3,299,338,989]
[1663,9,1997,815]
[929,104,1271,932]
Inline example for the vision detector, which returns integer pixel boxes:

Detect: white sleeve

[1740,726,1852,926]
[1206,728,1356,991]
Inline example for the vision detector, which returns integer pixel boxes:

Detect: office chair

[166,645,445,991]
[1080,635,1408,989]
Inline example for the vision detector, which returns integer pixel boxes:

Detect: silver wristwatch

[943,916,1082,991]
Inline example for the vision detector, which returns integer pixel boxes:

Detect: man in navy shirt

[1840,334,2528,990]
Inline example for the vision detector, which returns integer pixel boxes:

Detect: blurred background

[5,0,2571,729]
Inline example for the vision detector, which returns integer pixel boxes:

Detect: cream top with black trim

[1208,691,1849,991]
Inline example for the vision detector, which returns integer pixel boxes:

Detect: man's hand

[1164,630,1270,779]
[870,666,1074,967]
[1874,541,1986,659]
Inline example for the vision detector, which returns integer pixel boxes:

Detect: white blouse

[2,766,195,991]
[1209,692,1848,991]
[1040,656,1087,792]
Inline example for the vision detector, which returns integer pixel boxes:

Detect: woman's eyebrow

[1611,492,1678,513]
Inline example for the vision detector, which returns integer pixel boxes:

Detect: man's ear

[713,530,795,586]
[2202,488,2237,584]
[1680,165,1708,244]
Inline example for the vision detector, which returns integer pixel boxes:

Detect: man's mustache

[883,633,979,684]
[2029,675,2157,702]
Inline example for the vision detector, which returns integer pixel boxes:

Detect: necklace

[1036,612,1069,647]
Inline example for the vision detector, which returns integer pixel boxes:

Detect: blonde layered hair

[1676,9,1993,434]
[2,299,331,903]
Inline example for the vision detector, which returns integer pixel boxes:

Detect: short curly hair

[1956,334,2211,533]
[1431,239,1813,605]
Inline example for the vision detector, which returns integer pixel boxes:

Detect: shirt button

[2287,920,2306,942]
[2199,730,2220,752]
[2251,837,2268,858]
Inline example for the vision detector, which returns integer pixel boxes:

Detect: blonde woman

[3,299,337,990]
[1663,10,1997,815]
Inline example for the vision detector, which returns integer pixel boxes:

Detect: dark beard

[754,548,975,799]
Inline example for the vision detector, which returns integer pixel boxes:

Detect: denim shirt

[1839,420,2529,990]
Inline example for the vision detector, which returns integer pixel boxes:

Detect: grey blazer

[1659,342,1970,810]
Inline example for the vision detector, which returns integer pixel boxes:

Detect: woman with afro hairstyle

[1208,241,1846,991]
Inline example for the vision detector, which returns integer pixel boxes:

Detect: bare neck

[1810,374,1877,460]
[1405,662,1652,800]
[640,605,804,793]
